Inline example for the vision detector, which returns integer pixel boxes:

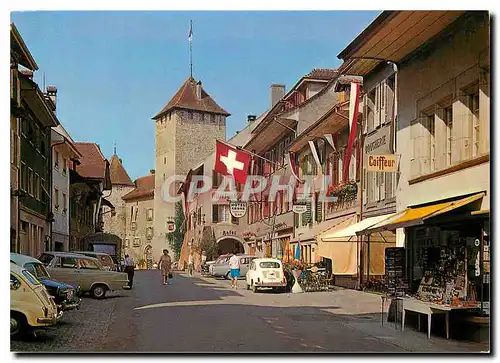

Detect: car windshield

[25,262,50,280]
[37,253,54,266]
[259,261,281,269]
[22,270,41,285]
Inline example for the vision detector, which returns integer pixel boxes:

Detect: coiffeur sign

[367,154,398,172]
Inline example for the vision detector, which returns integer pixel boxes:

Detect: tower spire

[113,142,117,155]
[189,20,193,78]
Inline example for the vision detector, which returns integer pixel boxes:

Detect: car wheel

[252,281,258,293]
[11,312,27,339]
[90,284,107,299]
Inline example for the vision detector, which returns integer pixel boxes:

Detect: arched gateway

[216,236,245,255]
[82,232,122,263]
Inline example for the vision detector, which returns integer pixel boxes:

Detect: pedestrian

[188,252,194,276]
[122,254,135,289]
[158,249,172,285]
[228,250,240,289]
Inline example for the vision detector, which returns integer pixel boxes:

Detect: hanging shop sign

[166,221,176,234]
[366,154,398,172]
[292,203,308,214]
[229,201,248,218]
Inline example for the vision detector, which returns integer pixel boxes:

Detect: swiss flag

[214,140,252,185]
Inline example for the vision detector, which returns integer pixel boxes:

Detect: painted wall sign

[222,230,237,236]
[364,125,392,155]
[292,204,308,214]
[229,201,247,218]
[366,154,398,172]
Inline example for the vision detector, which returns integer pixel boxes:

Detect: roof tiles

[74,142,108,179]
[109,154,134,186]
[122,174,155,201]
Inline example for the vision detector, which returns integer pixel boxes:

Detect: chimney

[247,115,257,124]
[46,85,58,113]
[150,169,155,174]
[270,84,285,108]
[196,81,202,100]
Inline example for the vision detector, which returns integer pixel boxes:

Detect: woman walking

[158,249,172,285]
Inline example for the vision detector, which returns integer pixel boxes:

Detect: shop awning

[321,214,395,243]
[291,215,355,243]
[361,192,486,234]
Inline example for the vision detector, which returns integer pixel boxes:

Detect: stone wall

[124,196,154,264]
[102,184,135,245]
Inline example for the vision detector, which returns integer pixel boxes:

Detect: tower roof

[152,77,230,120]
[109,154,134,186]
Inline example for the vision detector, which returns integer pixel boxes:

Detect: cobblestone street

[11,271,489,353]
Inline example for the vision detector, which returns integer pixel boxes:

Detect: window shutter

[315,193,323,223]
[380,80,387,126]
[385,172,394,199]
[363,94,368,134]
[349,145,356,182]
[374,85,380,129]
[333,154,339,185]
[373,171,379,202]
[386,80,395,124]
[212,205,219,223]
[338,150,343,183]
[355,141,361,181]
[303,201,312,226]
[379,172,385,200]
[363,169,368,204]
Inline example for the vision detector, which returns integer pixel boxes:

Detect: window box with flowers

[326,180,358,204]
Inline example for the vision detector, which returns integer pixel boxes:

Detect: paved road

[11,270,488,353]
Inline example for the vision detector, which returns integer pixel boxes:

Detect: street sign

[229,201,247,218]
[166,221,176,233]
[292,203,308,214]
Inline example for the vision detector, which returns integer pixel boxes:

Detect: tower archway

[216,236,245,256]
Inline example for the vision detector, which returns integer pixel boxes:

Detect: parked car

[71,251,117,271]
[246,258,287,293]
[209,254,230,276]
[10,262,59,339]
[37,252,129,299]
[211,254,257,279]
[11,253,81,313]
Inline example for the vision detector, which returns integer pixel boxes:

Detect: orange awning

[362,192,486,234]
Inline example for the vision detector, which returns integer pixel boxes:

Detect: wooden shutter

[303,201,312,226]
[386,79,395,124]
[363,94,368,134]
[338,150,343,183]
[355,141,361,181]
[212,205,219,223]
[385,172,394,199]
[315,193,323,223]
[379,172,385,200]
[380,80,387,126]
[374,84,380,129]
[373,171,379,202]
[363,169,368,204]
[349,144,356,181]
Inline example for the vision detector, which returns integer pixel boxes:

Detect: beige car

[37,252,128,299]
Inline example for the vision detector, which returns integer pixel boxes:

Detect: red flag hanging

[343,82,361,182]
[214,140,252,185]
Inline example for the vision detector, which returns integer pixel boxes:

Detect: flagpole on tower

[189,20,193,78]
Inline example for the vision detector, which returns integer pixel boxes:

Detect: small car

[11,253,81,313]
[246,258,287,293]
[37,252,129,299]
[11,262,59,339]
[71,251,117,271]
[211,254,257,279]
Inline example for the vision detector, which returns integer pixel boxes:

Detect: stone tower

[102,153,135,248]
[151,77,230,260]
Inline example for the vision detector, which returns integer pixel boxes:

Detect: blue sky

[11,11,379,180]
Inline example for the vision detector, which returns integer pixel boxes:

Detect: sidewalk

[181,271,489,353]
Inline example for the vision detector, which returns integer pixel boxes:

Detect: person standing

[158,249,172,285]
[228,250,240,289]
[122,254,135,289]
[187,253,194,276]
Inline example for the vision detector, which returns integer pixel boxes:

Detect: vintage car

[71,251,117,271]
[245,258,287,293]
[11,262,59,339]
[211,254,257,279]
[11,253,81,312]
[37,252,129,299]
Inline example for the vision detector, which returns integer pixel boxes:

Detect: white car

[246,258,287,293]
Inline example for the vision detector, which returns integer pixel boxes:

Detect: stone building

[102,151,135,245]
[151,76,230,260]
[122,172,155,268]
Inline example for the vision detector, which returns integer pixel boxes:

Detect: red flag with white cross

[214,140,252,185]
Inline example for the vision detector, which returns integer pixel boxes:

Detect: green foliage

[166,201,185,261]
[195,227,218,261]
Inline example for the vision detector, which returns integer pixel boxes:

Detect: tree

[194,227,218,261]
[166,200,185,261]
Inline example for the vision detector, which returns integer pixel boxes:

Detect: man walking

[188,252,194,276]
[158,249,172,285]
[122,254,135,289]
[228,250,240,289]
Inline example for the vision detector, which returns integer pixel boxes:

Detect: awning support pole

[367,234,371,283]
